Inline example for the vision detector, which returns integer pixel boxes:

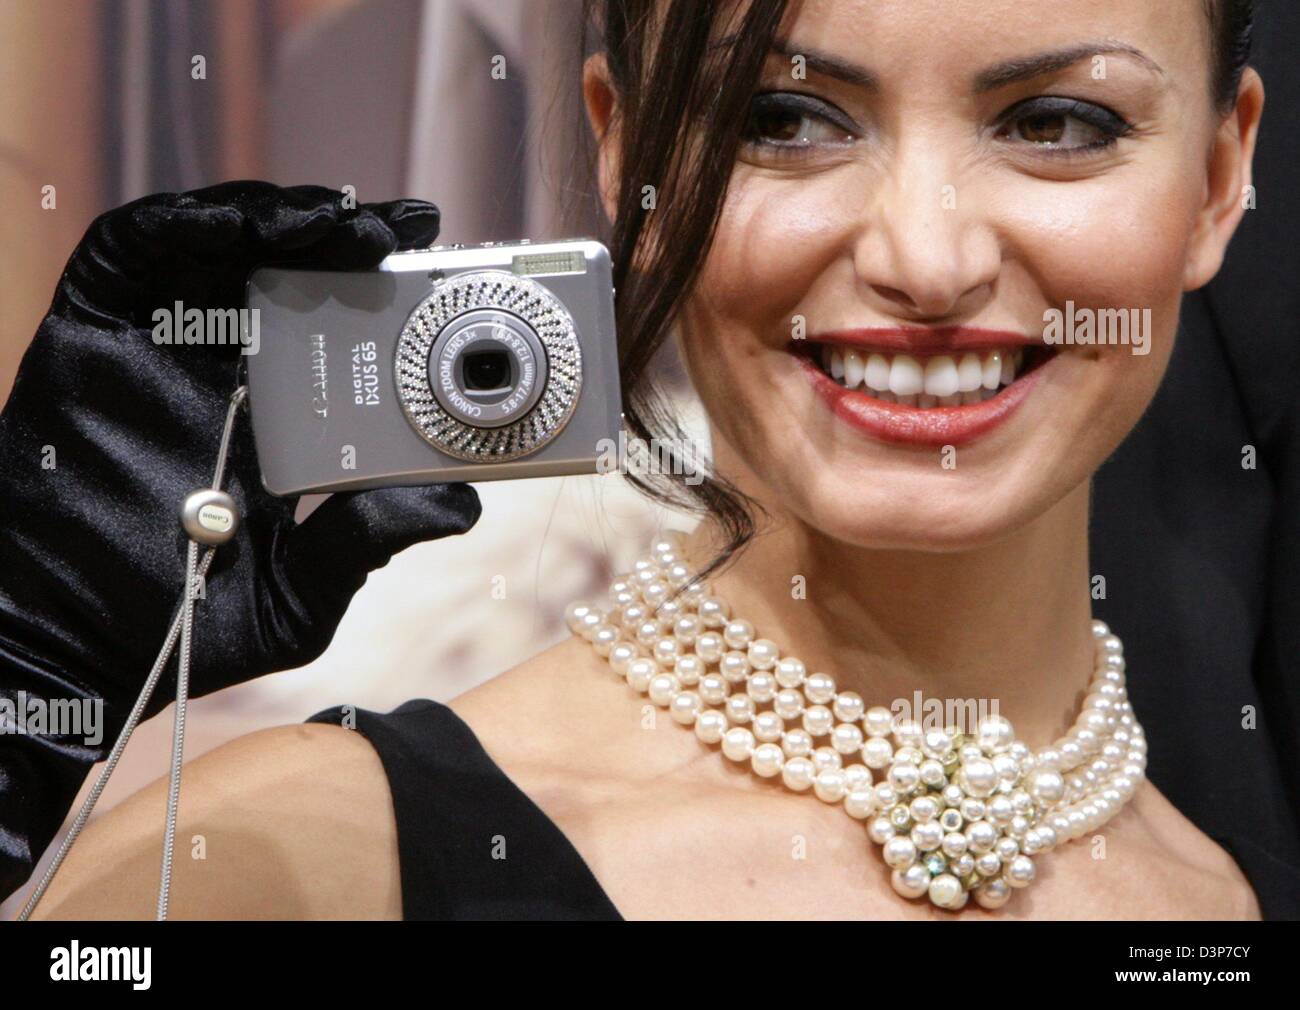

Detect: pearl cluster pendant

[566,533,1148,912]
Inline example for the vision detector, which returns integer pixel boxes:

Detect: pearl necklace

[566,533,1148,912]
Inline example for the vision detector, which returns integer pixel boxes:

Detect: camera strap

[18,385,249,921]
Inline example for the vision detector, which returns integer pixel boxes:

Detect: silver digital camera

[243,239,621,495]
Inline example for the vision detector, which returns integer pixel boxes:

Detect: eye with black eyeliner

[740,91,861,157]
[994,95,1134,156]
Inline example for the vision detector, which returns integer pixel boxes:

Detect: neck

[678,448,1098,750]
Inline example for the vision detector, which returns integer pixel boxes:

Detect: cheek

[689,171,860,338]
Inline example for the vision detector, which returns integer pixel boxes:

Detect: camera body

[244,238,621,495]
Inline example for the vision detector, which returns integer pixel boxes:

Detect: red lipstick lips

[793,327,1050,447]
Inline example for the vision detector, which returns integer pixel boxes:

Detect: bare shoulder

[35,721,401,920]
[1060,778,1262,920]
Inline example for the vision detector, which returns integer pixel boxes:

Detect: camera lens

[396,269,584,462]
[462,348,510,391]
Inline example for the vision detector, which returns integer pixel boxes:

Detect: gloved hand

[0,181,482,900]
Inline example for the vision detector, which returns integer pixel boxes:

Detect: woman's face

[616,0,1259,551]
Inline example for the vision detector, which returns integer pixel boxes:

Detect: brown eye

[741,92,860,158]
[995,96,1132,157]
[1017,113,1067,144]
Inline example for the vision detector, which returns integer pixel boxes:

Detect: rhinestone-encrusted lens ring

[395,270,583,462]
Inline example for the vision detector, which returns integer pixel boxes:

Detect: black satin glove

[0,181,482,900]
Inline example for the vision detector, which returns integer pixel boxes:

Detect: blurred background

[0,0,699,915]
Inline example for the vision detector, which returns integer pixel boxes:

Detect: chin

[756,446,1092,554]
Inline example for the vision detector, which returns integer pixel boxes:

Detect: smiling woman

[20,0,1292,923]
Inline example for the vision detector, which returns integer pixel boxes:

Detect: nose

[852,139,1000,321]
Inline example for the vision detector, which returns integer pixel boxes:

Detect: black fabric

[0,182,482,900]
[1090,0,1300,893]
[310,698,1299,920]
[306,699,622,921]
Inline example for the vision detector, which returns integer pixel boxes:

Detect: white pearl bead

[781,755,816,791]
[721,727,755,761]
[889,864,928,899]
[745,710,780,743]
[843,763,873,791]
[719,651,750,682]
[869,816,896,845]
[862,736,894,769]
[670,691,701,725]
[725,694,756,724]
[804,672,837,704]
[844,788,878,820]
[673,654,704,685]
[751,742,784,778]
[591,625,621,657]
[884,836,918,869]
[975,851,1001,877]
[812,747,842,773]
[831,723,864,755]
[746,672,777,703]
[694,709,727,744]
[625,657,657,692]
[773,689,804,720]
[781,729,813,758]
[962,759,998,797]
[697,596,730,628]
[578,610,604,639]
[802,705,834,737]
[1006,854,1036,887]
[814,768,847,803]
[647,673,680,706]
[864,706,895,738]
[911,821,943,852]
[608,642,639,676]
[698,673,728,705]
[966,820,997,853]
[928,873,966,909]
[723,619,754,649]
[694,632,724,663]
[894,720,924,749]
[564,601,593,634]
[774,657,806,687]
[832,691,865,723]
[673,613,704,643]
[888,761,920,793]
[747,638,780,670]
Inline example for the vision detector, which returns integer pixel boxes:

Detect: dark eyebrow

[972,41,1165,92]
[720,35,1163,97]
[766,36,878,90]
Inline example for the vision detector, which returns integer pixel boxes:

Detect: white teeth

[816,344,1033,408]
[889,354,925,396]
[957,352,984,392]
[865,353,891,391]
[982,351,1003,390]
[923,355,960,398]
[843,349,865,389]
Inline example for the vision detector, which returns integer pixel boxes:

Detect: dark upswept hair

[575,0,1256,584]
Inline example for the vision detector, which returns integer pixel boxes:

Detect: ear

[1183,67,1265,290]
[583,52,622,227]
